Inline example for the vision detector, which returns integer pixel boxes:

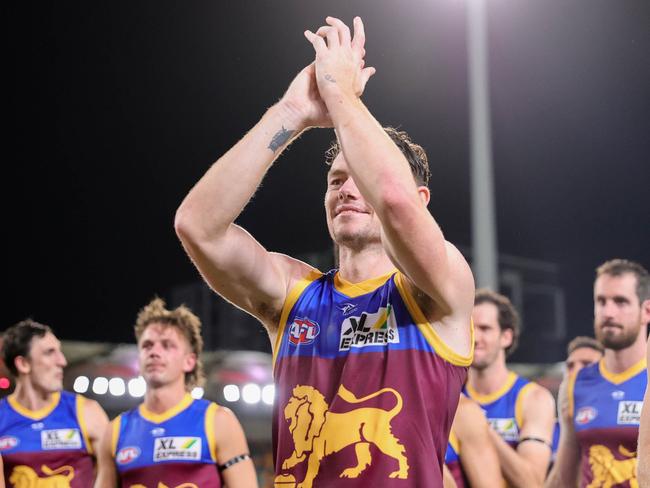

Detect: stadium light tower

[468,0,498,290]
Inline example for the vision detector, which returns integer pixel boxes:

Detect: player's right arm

[544,376,580,487]
[636,336,650,486]
[93,421,118,488]
[454,397,503,488]
[0,454,5,488]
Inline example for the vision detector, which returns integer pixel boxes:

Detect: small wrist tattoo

[268,126,295,153]
[324,74,337,83]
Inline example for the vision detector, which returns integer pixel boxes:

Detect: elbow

[174,205,193,243]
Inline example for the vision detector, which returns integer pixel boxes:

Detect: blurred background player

[549,336,604,469]
[466,289,555,488]
[94,298,257,488]
[547,259,649,488]
[0,319,108,487]
[444,394,503,488]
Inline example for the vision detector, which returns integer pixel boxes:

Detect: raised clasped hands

[279,16,376,130]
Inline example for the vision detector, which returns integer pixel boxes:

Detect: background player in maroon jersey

[94,298,257,488]
[547,259,650,487]
[1,320,108,486]
[467,290,555,488]
[175,15,474,486]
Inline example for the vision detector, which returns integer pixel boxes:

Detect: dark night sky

[6,1,650,359]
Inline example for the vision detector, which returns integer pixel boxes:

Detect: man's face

[472,302,511,370]
[594,273,645,351]
[565,347,602,376]
[324,153,382,249]
[22,332,67,393]
[138,323,195,389]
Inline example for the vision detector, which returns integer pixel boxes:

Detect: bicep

[181,224,302,329]
[518,389,556,478]
[213,408,258,488]
[84,400,109,455]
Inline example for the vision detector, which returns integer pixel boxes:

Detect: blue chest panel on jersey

[464,374,530,445]
[275,270,436,363]
[572,361,646,433]
[114,397,214,473]
[0,391,89,454]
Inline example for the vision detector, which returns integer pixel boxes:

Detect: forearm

[175,102,305,239]
[326,93,420,215]
[491,431,544,488]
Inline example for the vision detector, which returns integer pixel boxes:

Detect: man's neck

[603,333,647,374]
[11,381,57,412]
[468,360,512,397]
[337,244,396,282]
[143,382,188,414]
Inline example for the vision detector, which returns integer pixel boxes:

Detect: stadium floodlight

[92,377,109,395]
[191,387,204,399]
[223,384,240,402]
[73,376,90,394]
[108,377,126,396]
[242,383,261,404]
[128,376,146,397]
[262,384,275,405]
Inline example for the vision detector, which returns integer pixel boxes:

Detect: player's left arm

[81,397,110,457]
[0,454,5,488]
[637,335,650,486]
[212,406,258,488]
[491,385,555,488]
[305,17,474,348]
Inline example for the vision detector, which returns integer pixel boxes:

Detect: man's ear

[418,185,430,205]
[14,355,31,375]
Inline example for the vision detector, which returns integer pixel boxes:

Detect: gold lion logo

[587,444,638,488]
[280,384,408,488]
[9,465,74,488]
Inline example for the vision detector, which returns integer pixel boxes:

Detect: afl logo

[0,436,18,451]
[288,318,320,346]
[576,406,597,425]
[116,446,141,465]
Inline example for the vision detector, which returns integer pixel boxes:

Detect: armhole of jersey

[567,371,578,419]
[75,395,94,455]
[205,403,219,463]
[394,272,474,367]
[449,430,460,454]
[111,415,122,459]
[514,382,536,429]
[272,269,323,372]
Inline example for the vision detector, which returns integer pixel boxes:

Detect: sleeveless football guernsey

[272,270,472,487]
[0,391,94,488]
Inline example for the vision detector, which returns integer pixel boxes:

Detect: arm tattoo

[324,74,337,83]
[268,126,295,153]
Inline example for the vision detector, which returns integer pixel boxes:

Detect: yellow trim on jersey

[139,393,193,424]
[273,269,323,371]
[599,357,647,385]
[449,429,460,454]
[466,371,518,405]
[7,391,61,420]
[111,415,122,458]
[395,272,474,367]
[514,382,536,428]
[205,402,219,463]
[76,395,93,455]
[566,370,578,419]
[333,270,396,298]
